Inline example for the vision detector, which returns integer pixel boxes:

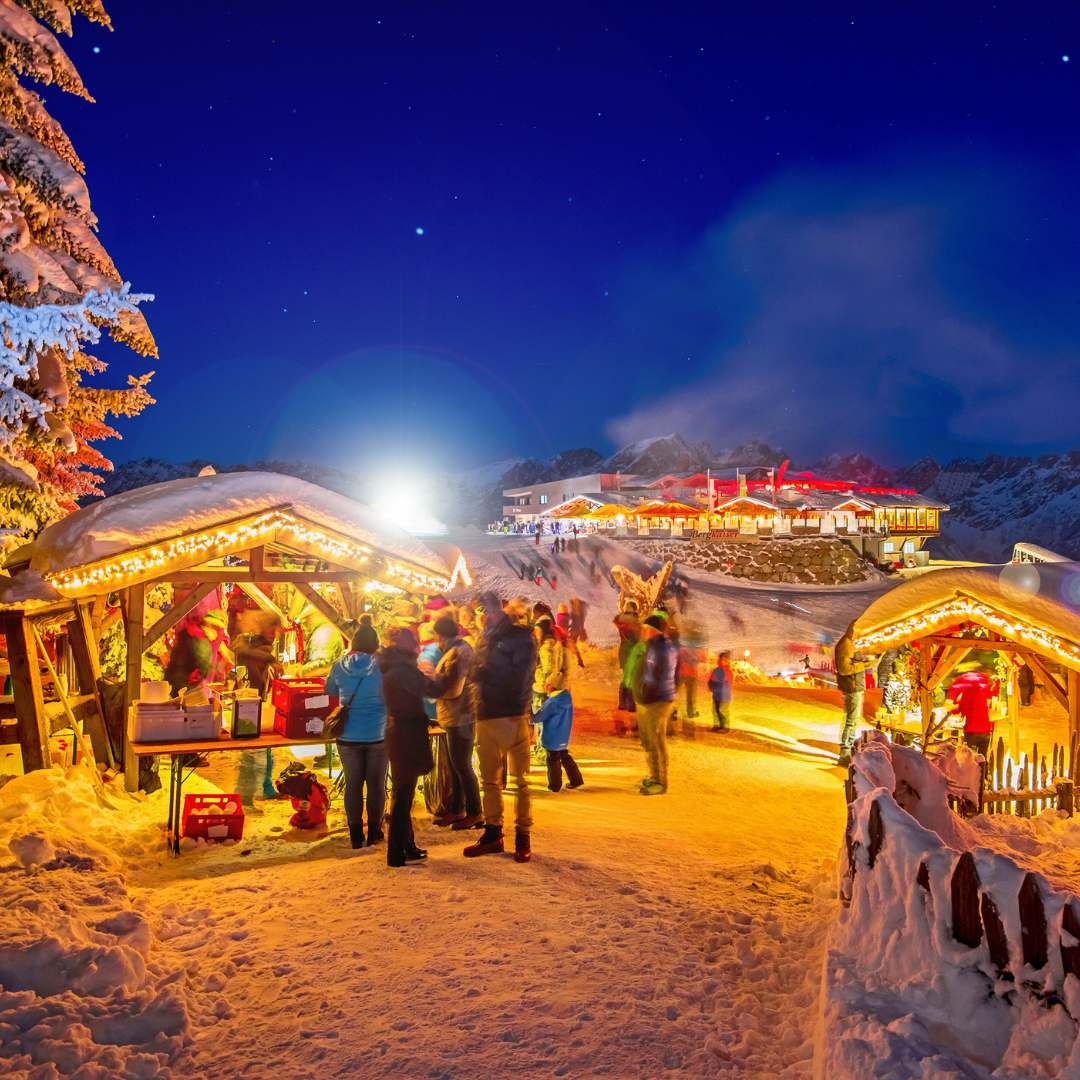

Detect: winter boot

[514,830,532,863]
[639,778,666,796]
[451,812,484,831]
[349,824,366,850]
[463,826,504,858]
[405,846,428,862]
[433,812,464,827]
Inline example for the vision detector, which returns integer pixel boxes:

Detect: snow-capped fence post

[1061,901,1080,977]
[1019,873,1048,970]
[981,893,1010,973]
[1,612,48,771]
[950,852,982,948]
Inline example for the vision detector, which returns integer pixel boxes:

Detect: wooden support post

[295,582,352,642]
[1009,662,1020,764]
[249,545,265,574]
[920,643,933,745]
[2,613,48,771]
[67,600,113,768]
[122,583,144,792]
[336,582,356,620]
[1069,669,1080,751]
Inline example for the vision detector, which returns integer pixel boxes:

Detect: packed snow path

[132,684,848,1079]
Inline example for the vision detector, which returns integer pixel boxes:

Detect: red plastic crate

[181,793,245,842]
[270,677,338,739]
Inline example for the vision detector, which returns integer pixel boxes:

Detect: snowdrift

[818,736,1080,1078]
[0,767,244,1079]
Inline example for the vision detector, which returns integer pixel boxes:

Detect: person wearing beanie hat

[424,615,482,830]
[326,622,389,849]
[380,626,433,867]
[464,588,538,863]
[613,600,641,735]
[628,614,680,795]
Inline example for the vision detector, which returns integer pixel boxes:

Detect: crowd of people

[317,591,589,868]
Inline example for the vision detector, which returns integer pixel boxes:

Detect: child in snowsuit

[531,689,583,792]
[707,652,733,733]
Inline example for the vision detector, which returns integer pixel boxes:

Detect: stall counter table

[131,731,331,854]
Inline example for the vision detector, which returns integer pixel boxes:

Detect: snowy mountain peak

[807,452,892,488]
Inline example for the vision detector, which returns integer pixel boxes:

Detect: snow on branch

[0,283,151,443]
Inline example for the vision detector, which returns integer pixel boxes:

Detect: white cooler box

[131,703,220,743]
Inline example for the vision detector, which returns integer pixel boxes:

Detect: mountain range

[96,436,1080,562]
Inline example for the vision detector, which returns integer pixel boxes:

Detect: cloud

[605,168,1080,460]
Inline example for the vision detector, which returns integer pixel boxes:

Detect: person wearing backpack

[324,620,388,849]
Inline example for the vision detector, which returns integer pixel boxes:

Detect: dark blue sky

[50,1,1080,473]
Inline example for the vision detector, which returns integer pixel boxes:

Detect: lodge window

[927,510,937,529]
[539,496,548,504]
[917,508,926,528]
[516,496,531,506]
[886,509,896,528]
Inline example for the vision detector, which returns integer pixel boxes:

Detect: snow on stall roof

[853,561,1080,651]
[9,472,452,579]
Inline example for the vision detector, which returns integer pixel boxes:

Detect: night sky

[48,2,1080,475]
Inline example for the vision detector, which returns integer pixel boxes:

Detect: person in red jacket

[947,669,996,758]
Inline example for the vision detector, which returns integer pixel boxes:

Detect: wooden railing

[842,792,1080,989]
[980,734,1075,817]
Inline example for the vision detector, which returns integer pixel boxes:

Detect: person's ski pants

[337,739,388,835]
[840,691,864,753]
[476,715,532,832]
[712,699,730,731]
[446,724,481,817]
[546,749,582,792]
[637,701,675,790]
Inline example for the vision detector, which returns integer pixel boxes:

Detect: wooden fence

[843,795,1080,986]
[979,733,1075,817]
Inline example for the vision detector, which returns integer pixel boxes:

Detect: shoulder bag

[322,679,362,741]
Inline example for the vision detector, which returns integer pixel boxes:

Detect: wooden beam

[142,581,217,653]
[927,646,974,691]
[236,582,292,625]
[122,583,144,792]
[919,635,1044,656]
[249,545,265,574]
[1069,669,1080,748]
[2,614,48,771]
[156,571,368,584]
[294,582,352,641]
[336,582,357,620]
[1026,652,1069,712]
[67,600,113,767]
[920,642,933,744]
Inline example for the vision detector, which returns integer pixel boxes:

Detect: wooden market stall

[0,471,456,795]
[852,562,1080,759]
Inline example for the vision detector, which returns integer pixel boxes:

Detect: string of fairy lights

[43,509,452,596]
[855,593,1080,671]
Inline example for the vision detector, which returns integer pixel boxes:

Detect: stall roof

[3,472,453,599]
[853,562,1080,672]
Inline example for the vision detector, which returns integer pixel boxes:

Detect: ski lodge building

[502,463,949,566]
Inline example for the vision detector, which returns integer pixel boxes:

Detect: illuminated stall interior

[853,562,1080,753]
[0,471,455,789]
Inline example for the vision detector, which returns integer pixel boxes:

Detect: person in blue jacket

[531,690,583,792]
[325,618,388,848]
[707,651,733,733]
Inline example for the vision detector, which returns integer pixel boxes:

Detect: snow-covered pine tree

[0,0,155,535]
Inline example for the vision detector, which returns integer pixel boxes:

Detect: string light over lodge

[2,472,456,601]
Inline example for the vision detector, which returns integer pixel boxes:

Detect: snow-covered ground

[2,681,858,1079]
